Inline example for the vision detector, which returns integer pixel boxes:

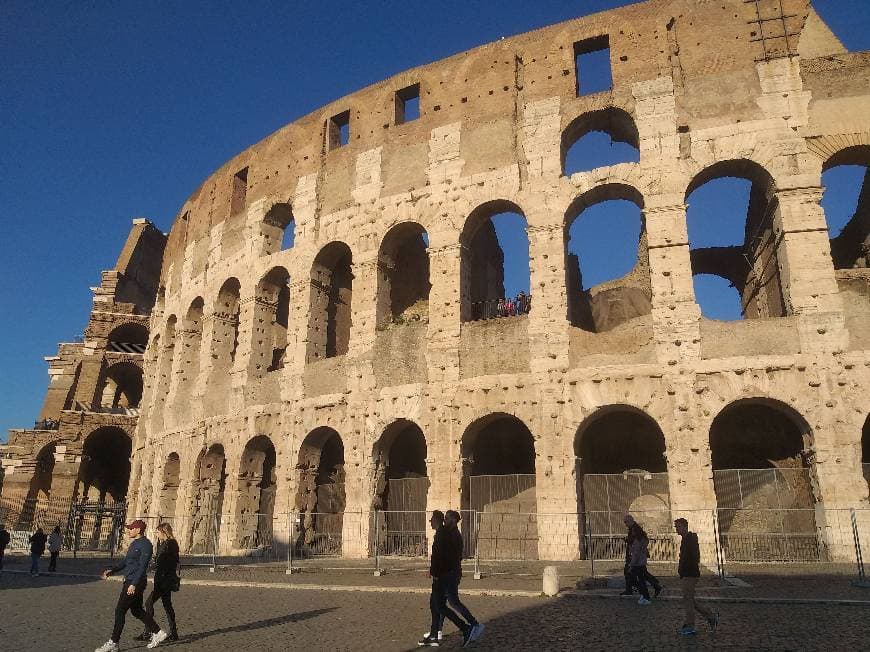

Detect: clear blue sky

[1,1,868,442]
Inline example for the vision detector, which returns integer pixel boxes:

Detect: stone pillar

[426,243,462,384]
[644,197,702,363]
[526,222,570,372]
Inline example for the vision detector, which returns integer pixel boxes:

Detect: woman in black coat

[136,522,180,641]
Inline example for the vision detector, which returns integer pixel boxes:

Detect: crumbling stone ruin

[3,0,869,562]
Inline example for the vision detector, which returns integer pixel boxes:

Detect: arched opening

[157,453,181,521]
[176,297,204,393]
[152,317,177,423]
[686,161,783,320]
[188,444,227,554]
[14,443,57,529]
[461,414,536,560]
[822,146,870,270]
[213,278,242,370]
[565,185,650,332]
[561,108,640,176]
[460,201,531,321]
[262,202,295,254]
[98,362,143,411]
[252,267,291,374]
[574,407,668,560]
[235,435,277,550]
[376,223,431,327]
[294,428,346,555]
[107,322,149,353]
[307,242,353,361]
[372,420,429,556]
[77,427,132,502]
[710,399,818,561]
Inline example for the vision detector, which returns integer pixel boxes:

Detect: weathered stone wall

[121,0,870,561]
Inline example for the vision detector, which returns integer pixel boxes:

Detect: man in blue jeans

[29,527,47,576]
[419,510,485,647]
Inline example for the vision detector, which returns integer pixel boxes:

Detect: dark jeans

[49,551,59,571]
[112,582,160,643]
[1,548,6,570]
[144,583,177,635]
[428,581,445,634]
[630,565,654,600]
[432,570,477,635]
[30,553,41,574]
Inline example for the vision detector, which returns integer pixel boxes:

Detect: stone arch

[234,435,277,549]
[176,297,204,392]
[107,322,149,349]
[251,267,291,373]
[685,159,784,319]
[376,222,431,327]
[99,361,143,411]
[459,200,530,322]
[151,316,177,425]
[821,145,870,270]
[262,201,295,254]
[371,419,428,512]
[709,398,818,557]
[77,426,132,502]
[212,278,242,370]
[561,107,640,175]
[564,184,649,331]
[13,442,58,529]
[157,452,181,520]
[307,242,353,361]
[187,443,228,553]
[294,427,346,554]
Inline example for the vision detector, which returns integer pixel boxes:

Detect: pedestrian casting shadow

[0,569,101,590]
[179,607,337,644]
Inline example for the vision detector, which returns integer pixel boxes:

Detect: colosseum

[2,0,869,565]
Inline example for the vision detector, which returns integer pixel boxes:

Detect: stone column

[526,222,570,372]
[426,243,462,384]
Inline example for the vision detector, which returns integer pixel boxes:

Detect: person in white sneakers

[93,520,169,652]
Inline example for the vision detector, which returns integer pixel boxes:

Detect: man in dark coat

[29,527,47,576]
[674,518,719,636]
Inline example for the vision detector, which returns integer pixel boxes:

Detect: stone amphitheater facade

[110,0,870,559]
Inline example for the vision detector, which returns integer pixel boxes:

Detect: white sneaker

[638,597,652,605]
[94,641,119,652]
[147,630,169,649]
[422,631,443,640]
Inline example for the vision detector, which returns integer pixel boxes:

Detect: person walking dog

[135,523,180,642]
[94,520,170,652]
[674,518,719,636]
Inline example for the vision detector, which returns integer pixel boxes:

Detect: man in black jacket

[29,527,47,576]
[674,518,719,636]
[419,510,484,647]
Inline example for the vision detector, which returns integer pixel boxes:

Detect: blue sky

[1,1,868,441]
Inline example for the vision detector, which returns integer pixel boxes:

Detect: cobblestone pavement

[2,570,869,651]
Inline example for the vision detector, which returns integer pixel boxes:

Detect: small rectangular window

[574,36,611,96]
[230,167,248,214]
[395,83,420,124]
[327,110,351,150]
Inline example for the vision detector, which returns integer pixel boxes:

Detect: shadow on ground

[181,608,337,644]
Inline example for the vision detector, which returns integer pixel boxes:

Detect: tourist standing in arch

[94,520,169,652]
[47,525,62,572]
[135,523,180,642]
[674,518,719,636]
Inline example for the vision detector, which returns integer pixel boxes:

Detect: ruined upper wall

[158,0,832,284]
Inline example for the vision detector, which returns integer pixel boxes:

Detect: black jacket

[153,538,180,589]
[429,525,463,578]
[29,531,47,555]
[678,532,701,578]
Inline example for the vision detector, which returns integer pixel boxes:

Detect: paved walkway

[2,570,868,651]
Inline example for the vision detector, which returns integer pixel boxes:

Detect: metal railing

[468,295,531,321]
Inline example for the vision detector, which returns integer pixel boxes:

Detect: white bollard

[542,565,559,596]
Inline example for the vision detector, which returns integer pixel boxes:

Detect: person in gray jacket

[626,517,653,605]
[93,520,169,652]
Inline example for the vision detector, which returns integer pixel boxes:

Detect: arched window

[158,452,181,520]
[99,362,143,411]
[822,146,869,270]
[176,298,204,392]
[460,201,531,321]
[107,322,149,353]
[686,161,782,320]
[295,427,346,555]
[213,278,242,369]
[376,223,431,327]
[188,444,227,554]
[307,243,353,361]
[235,436,277,549]
[262,202,295,255]
[252,268,291,374]
[565,184,649,331]
[562,108,639,176]
[77,427,132,502]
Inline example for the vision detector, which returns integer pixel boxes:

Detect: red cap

[124,519,147,531]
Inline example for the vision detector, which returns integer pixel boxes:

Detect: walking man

[48,525,62,572]
[0,523,10,572]
[94,519,169,652]
[419,511,446,647]
[624,515,662,600]
[674,518,719,636]
[29,527,47,576]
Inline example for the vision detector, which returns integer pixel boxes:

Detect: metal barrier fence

[468,295,531,321]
